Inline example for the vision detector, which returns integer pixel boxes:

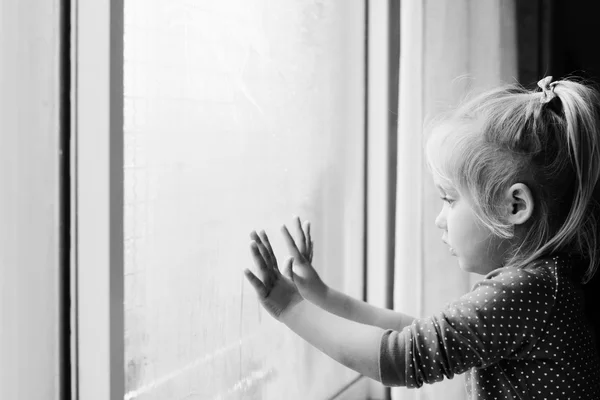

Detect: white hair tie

[538,76,558,104]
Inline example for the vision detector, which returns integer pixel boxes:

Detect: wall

[0,0,63,398]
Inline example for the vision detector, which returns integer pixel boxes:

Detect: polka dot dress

[379,255,600,399]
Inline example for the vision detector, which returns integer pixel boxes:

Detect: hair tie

[538,76,558,104]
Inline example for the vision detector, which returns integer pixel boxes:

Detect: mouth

[442,238,457,256]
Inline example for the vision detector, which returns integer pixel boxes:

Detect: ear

[504,183,534,225]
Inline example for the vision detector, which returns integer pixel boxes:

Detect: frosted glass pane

[123,1,365,399]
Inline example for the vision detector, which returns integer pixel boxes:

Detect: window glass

[123,1,365,399]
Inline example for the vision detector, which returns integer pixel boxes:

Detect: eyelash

[441,196,455,205]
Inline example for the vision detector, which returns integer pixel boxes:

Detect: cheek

[446,209,470,240]
[452,215,502,271]
[447,208,487,252]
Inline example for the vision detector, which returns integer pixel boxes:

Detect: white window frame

[366,0,399,398]
[73,0,125,399]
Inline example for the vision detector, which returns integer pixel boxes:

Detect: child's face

[434,178,510,275]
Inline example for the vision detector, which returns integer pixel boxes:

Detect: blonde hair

[426,78,600,283]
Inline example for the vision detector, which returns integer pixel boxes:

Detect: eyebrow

[436,184,459,197]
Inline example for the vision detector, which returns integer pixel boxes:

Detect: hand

[244,237,303,321]
[280,216,327,301]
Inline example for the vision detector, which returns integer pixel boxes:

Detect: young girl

[244,76,600,399]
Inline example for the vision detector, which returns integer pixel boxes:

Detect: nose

[435,209,446,230]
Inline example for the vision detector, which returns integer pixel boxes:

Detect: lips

[442,237,456,256]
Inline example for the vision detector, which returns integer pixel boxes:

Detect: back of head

[425,77,600,348]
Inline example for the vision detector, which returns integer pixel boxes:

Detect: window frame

[73,0,125,399]
[72,1,397,399]
[365,0,400,397]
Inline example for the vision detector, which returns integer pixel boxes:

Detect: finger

[294,216,307,255]
[258,230,279,271]
[249,230,261,244]
[281,225,304,260]
[254,238,275,272]
[304,220,311,243]
[250,230,278,271]
[250,240,268,270]
[303,221,312,261]
[244,268,268,298]
[282,256,294,281]
[250,241,273,286]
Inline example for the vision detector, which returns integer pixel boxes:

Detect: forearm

[281,299,384,382]
[307,285,415,331]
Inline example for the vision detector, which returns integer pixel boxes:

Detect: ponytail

[542,78,600,283]
[540,78,600,356]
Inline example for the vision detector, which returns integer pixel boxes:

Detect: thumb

[283,257,295,281]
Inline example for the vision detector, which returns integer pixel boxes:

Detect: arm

[379,266,557,386]
[311,285,416,332]
[281,298,385,382]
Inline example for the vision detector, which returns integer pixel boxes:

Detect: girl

[244,76,600,399]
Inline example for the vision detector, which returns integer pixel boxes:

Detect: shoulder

[459,258,558,310]
[481,259,556,293]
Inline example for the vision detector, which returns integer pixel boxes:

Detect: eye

[440,196,455,205]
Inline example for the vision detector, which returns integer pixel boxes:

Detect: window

[122,1,366,399]
[74,1,400,399]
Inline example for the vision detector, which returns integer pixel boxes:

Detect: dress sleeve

[378,266,557,387]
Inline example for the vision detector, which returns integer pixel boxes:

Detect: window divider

[73,1,125,399]
[365,0,400,398]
